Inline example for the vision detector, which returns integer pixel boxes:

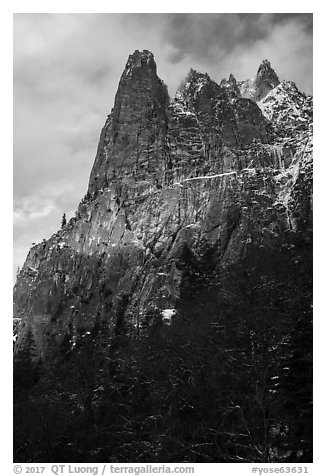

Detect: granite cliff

[14,50,313,463]
[14,50,312,358]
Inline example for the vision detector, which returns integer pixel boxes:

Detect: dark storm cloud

[165,14,268,62]
[160,13,313,65]
[13,13,313,275]
[271,13,313,30]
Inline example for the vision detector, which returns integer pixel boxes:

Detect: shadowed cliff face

[13,50,312,359]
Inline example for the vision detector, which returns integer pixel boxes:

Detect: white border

[2,2,323,473]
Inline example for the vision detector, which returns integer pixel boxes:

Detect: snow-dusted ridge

[258,80,312,134]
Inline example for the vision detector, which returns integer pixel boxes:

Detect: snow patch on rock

[161,309,177,325]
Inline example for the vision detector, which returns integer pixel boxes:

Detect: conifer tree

[61,213,66,228]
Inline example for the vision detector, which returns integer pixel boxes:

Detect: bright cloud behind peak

[13,13,313,275]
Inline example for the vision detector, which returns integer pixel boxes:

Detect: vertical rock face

[88,50,169,193]
[13,51,312,359]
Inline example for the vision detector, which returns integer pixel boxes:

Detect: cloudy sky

[13,13,313,275]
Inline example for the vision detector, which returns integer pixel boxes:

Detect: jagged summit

[176,69,213,96]
[184,68,210,82]
[220,73,241,99]
[254,59,280,101]
[175,68,225,107]
[238,59,280,102]
[122,49,157,77]
[256,60,279,84]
